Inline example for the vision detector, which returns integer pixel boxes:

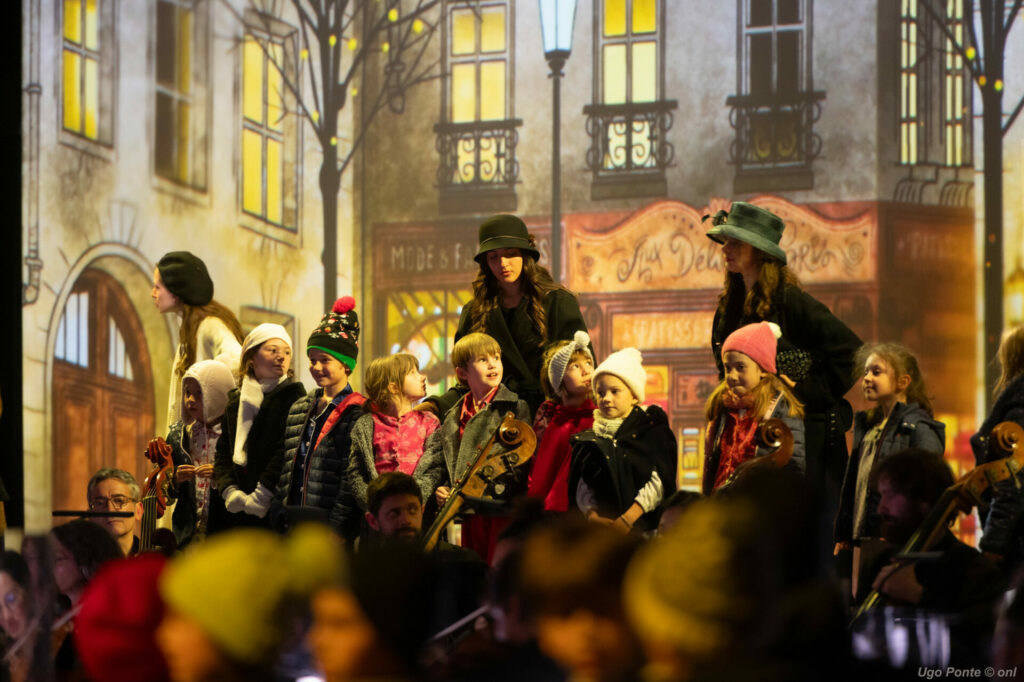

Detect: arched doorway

[51,268,155,512]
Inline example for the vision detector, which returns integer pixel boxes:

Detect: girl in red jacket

[527,331,595,511]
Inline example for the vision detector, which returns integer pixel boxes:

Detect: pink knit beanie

[720,322,781,374]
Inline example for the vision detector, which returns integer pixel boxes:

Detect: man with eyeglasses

[86,468,143,556]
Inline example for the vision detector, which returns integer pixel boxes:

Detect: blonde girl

[702,322,806,494]
[972,325,1024,568]
[835,342,944,550]
[349,354,440,509]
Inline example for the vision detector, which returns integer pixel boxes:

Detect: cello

[140,437,179,554]
[718,418,795,491]
[421,412,536,552]
[851,420,1024,624]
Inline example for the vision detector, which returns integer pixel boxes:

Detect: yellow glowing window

[632,42,656,102]
[451,63,476,122]
[243,38,264,124]
[605,0,626,36]
[480,7,506,53]
[242,129,262,214]
[480,62,506,120]
[448,3,508,123]
[603,44,626,104]
[268,44,284,132]
[632,0,656,34]
[452,9,475,55]
[63,0,101,139]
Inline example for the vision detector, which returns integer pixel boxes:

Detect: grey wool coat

[347,411,438,510]
[417,384,532,498]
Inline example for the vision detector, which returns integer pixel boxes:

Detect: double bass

[851,421,1024,624]
[718,418,795,491]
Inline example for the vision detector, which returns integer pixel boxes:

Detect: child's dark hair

[176,301,244,377]
[855,342,932,426]
[366,472,423,517]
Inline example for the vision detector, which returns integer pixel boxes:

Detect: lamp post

[538,0,577,284]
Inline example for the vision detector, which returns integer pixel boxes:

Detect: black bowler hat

[704,202,788,265]
[474,214,541,264]
[157,251,214,306]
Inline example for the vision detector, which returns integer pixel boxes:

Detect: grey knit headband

[548,330,594,393]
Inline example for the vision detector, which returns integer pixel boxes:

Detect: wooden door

[52,268,155,512]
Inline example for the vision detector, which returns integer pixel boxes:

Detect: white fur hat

[593,347,647,403]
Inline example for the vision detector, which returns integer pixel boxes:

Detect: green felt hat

[705,202,788,265]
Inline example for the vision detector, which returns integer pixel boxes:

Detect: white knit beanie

[548,330,594,393]
[241,323,293,359]
[593,347,647,403]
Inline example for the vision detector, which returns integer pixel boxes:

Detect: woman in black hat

[152,251,244,429]
[425,214,588,417]
[705,203,861,513]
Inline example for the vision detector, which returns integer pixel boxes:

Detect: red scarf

[527,399,595,511]
[712,405,760,491]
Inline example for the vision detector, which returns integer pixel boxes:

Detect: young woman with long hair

[425,214,589,417]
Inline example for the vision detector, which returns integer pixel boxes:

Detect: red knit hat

[720,322,781,374]
[74,553,170,682]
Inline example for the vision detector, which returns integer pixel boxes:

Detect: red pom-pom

[332,296,356,314]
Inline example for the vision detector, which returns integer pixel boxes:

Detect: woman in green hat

[705,203,861,511]
[424,214,588,417]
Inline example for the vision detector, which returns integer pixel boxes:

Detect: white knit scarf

[592,412,627,439]
[233,374,287,466]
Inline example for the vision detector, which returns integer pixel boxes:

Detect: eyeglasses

[88,495,137,511]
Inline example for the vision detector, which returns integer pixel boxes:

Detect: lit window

[943,0,967,167]
[107,317,134,380]
[155,0,209,188]
[900,0,920,165]
[241,24,299,229]
[62,0,107,141]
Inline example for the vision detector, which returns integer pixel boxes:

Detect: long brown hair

[716,258,801,320]
[364,353,419,411]
[704,374,804,423]
[855,342,933,426]
[994,325,1024,401]
[468,239,569,347]
[175,300,244,377]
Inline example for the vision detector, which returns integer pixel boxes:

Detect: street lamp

[538,0,578,283]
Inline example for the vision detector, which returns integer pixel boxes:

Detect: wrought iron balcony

[582,100,677,197]
[434,119,523,212]
[725,90,826,190]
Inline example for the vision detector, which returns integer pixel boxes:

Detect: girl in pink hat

[702,321,806,494]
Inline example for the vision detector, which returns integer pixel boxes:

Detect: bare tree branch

[1006,0,1023,34]
[1005,91,1024,135]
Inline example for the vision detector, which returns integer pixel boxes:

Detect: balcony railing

[434,119,523,198]
[583,100,677,188]
[726,90,826,183]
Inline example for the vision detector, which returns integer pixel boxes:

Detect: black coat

[835,402,945,543]
[569,405,677,532]
[712,283,861,496]
[971,374,1024,565]
[209,376,301,532]
[276,389,366,540]
[430,288,588,416]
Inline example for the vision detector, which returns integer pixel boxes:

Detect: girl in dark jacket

[211,324,305,534]
[570,348,677,534]
[835,343,945,548]
[705,203,861,507]
[426,214,588,417]
[972,325,1024,572]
